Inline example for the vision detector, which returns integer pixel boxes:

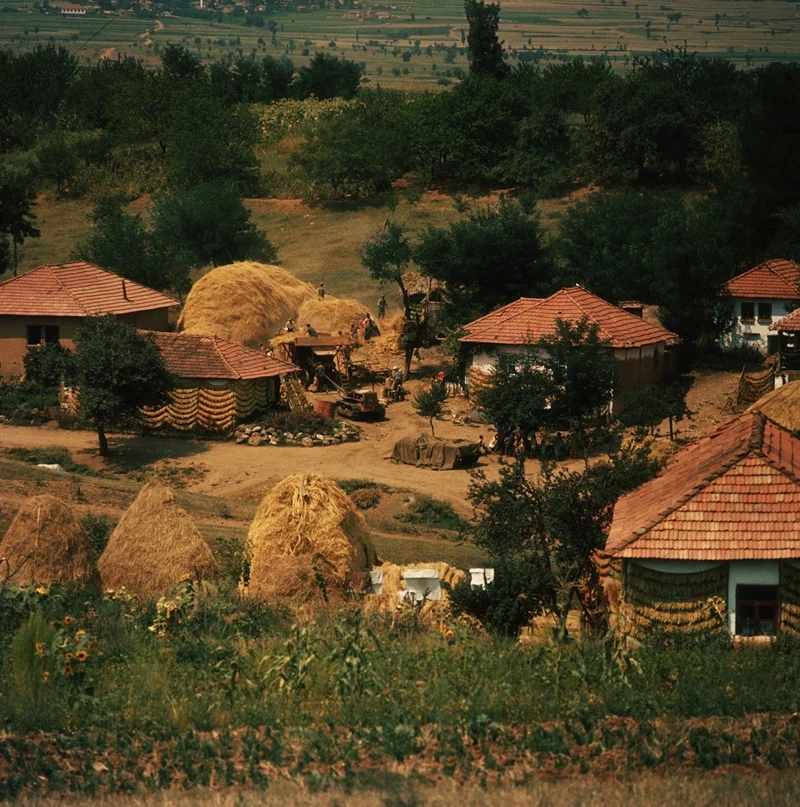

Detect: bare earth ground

[20,771,800,807]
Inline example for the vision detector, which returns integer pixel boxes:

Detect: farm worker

[285,318,296,332]
[349,321,359,342]
[305,323,318,337]
[377,294,387,320]
[477,434,487,455]
[317,282,325,300]
[313,364,326,391]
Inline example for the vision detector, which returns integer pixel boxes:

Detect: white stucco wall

[722,298,798,353]
[631,559,800,635]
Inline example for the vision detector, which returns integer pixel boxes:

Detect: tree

[500,106,571,187]
[294,52,362,99]
[161,44,203,79]
[452,444,660,634]
[413,379,447,436]
[414,199,554,321]
[464,0,509,80]
[151,181,277,294]
[36,132,78,195]
[618,382,692,440]
[71,316,174,457]
[73,195,166,291]
[360,219,413,314]
[0,169,40,276]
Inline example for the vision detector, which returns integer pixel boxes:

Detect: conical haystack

[748,380,800,432]
[297,296,369,335]
[245,473,378,602]
[98,479,219,600]
[179,262,315,346]
[0,495,100,590]
[363,561,467,619]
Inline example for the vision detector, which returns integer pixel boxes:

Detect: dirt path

[100,47,115,59]
[0,402,508,512]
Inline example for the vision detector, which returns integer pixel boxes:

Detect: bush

[350,487,383,509]
[81,512,112,556]
[394,493,469,534]
[6,445,95,475]
[0,381,59,417]
[23,344,72,386]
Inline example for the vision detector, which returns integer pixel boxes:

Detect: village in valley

[2,0,800,803]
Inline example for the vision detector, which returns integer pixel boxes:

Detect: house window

[740,302,755,322]
[44,325,60,344]
[768,335,779,355]
[758,302,773,322]
[736,584,779,636]
[26,325,42,346]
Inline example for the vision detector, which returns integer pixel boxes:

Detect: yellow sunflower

[445,629,455,640]
[42,671,50,681]
[65,652,74,661]
[64,615,73,625]
[76,650,88,663]
[63,664,73,676]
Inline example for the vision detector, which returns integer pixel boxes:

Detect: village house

[720,259,800,355]
[136,332,300,431]
[0,261,178,379]
[602,409,800,640]
[459,286,678,418]
[58,3,87,13]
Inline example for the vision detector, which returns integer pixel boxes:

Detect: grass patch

[5,445,98,476]
[372,531,489,568]
[394,493,471,536]
[337,478,391,495]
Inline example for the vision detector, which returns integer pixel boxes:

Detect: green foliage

[22,343,71,386]
[0,381,58,417]
[413,379,447,435]
[618,382,692,438]
[415,199,553,320]
[263,622,317,694]
[72,316,174,456]
[500,106,571,189]
[152,181,276,290]
[326,609,380,699]
[0,166,40,275]
[294,52,362,100]
[81,513,112,557]
[260,408,335,436]
[361,219,413,312]
[9,610,57,711]
[394,493,469,535]
[6,445,95,475]
[464,0,509,80]
[35,131,79,195]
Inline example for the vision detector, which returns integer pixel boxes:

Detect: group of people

[481,426,575,462]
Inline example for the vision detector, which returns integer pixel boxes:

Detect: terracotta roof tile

[722,259,800,301]
[606,413,800,560]
[460,287,677,349]
[0,262,179,317]
[145,331,299,380]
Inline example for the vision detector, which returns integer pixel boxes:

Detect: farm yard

[1,0,800,87]
[3,0,800,801]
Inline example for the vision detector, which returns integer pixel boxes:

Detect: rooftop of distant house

[0,262,179,318]
[144,331,300,380]
[460,286,678,349]
[606,411,800,561]
[722,259,800,301]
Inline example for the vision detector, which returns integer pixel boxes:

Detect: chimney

[122,279,129,300]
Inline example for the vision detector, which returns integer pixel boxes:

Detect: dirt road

[0,401,507,511]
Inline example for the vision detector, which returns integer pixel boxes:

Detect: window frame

[44,325,60,345]
[735,584,779,636]
[26,325,43,346]
[758,302,773,323]
[740,302,755,323]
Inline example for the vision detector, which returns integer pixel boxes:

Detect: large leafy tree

[0,169,40,276]
[464,0,509,80]
[71,316,174,457]
[360,219,413,315]
[414,198,554,320]
[151,181,277,293]
[294,53,362,100]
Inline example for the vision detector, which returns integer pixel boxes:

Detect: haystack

[178,262,314,346]
[297,296,368,334]
[98,479,219,600]
[245,473,378,602]
[748,380,800,432]
[0,495,100,590]
[364,561,467,619]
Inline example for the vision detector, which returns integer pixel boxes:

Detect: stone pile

[232,422,360,448]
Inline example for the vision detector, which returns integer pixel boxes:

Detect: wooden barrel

[315,399,337,419]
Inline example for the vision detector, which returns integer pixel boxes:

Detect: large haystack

[0,495,100,590]
[748,380,800,432]
[98,479,219,600]
[297,296,369,335]
[179,262,314,346]
[245,473,377,602]
[364,561,467,619]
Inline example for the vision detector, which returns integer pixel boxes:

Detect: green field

[1,0,799,89]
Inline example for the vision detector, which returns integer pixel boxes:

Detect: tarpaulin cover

[391,432,479,469]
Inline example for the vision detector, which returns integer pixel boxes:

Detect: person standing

[317,282,325,300]
[377,294,387,320]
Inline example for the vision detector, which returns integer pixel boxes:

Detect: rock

[269,438,280,446]
[248,434,264,446]
[283,432,294,440]
[301,437,314,447]
[251,426,262,433]
[235,434,248,444]
[315,434,326,441]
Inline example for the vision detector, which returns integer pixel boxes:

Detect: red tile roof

[146,331,300,380]
[460,287,677,349]
[606,412,800,560]
[772,307,800,332]
[722,259,800,301]
[0,262,179,317]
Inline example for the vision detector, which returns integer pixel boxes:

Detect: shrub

[260,409,335,435]
[394,493,469,534]
[337,478,390,495]
[23,344,72,386]
[350,487,383,510]
[81,512,112,556]
[9,610,57,714]
[0,380,59,417]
